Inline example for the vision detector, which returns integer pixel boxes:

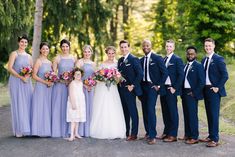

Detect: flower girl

[66,68,86,141]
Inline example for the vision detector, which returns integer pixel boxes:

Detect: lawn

[0,83,10,107]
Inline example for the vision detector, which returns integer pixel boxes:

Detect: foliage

[153,0,235,58]
[0,0,34,82]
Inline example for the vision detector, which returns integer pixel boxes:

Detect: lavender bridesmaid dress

[8,53,33,136]
[31,62,52,137]
[51,57,74,137]
[78,63,95,137]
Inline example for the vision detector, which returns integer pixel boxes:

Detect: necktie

[184,63,190,83]
[164,56,168,65]
[120,57,124,65]
[144,56,148,81]
[204,57,209,74]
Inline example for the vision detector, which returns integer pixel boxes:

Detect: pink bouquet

[44,71,58,82]
[60,71,73,84]
[83,76,97,87]
[19,66,33,77]
[93,68,125,89]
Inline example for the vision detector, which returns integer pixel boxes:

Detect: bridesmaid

[7,34,33,137]
[31,42,53,137]
[76,45,96,137]
[51,39,76,137]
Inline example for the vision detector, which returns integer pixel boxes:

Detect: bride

[90,46,126,139]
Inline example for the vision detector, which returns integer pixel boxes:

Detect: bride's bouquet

[93,68,125,89]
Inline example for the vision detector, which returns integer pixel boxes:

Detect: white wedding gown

[90,63,126,139]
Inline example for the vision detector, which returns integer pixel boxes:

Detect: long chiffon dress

[78,63,95,137]
[8,52,33,136]
[51,57,75,137]
[31,62,53,137]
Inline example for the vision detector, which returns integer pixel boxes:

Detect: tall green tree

[0,0,34,82]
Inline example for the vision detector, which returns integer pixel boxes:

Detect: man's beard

[187,58,195,62]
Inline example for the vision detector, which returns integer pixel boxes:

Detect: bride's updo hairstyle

[105,46,116,54]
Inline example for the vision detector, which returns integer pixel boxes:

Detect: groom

[118,40,143,141]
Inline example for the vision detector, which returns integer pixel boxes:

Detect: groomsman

[139,39,168,145]
[200,38,228,147]
[159,39,184,142]
[117,40,143,141]
[181,46,205,144]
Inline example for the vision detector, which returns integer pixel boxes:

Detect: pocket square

[126,64,131,66]
[167,63,174,66]
[150,63,155,65]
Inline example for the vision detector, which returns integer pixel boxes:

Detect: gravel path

[1,99,235,157]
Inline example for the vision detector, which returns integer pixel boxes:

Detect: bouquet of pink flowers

[93,68,125,89]
[83,76,97,87]
[19,66,33,77]
[60,71,73,84]
[44,71,59,83]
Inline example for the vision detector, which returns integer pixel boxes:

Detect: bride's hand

[127,85,134,92]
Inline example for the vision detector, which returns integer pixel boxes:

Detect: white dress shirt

[143,52,152,82]
[165,53,174,85]
[184,61,194,88]
[204,52,214,85]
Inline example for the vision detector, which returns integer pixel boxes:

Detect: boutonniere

[189,65,193,71]
[149,58,153,63]
[210,59,214,64]
[124,59,128,64]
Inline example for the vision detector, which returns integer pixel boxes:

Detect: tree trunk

[122,0,129,39]
[110,4,120,44]
[32,0,43,62]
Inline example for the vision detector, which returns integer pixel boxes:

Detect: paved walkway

[1,100,235,157]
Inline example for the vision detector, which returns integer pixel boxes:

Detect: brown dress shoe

[199,137,211,142]
[185,139,199,144]
[163,136,177,142]
[156,134,167,140]
[140,134,149,141]
[148,138,156,145]
[206,141,219,147]
[126,135,137,141]
[178,136,189,141]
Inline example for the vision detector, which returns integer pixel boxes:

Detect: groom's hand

[127,84,134,92]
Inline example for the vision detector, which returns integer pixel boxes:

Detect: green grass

[198,63,235,135]
[0,83,10,107]
[220,64,235,122]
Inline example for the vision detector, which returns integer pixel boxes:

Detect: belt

[205,85,213,88]
[165,85,171,87]
[142,81,152,85]
[183,88,191,91]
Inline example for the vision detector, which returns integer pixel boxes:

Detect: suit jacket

[201,53,228,97]
[118,53,143,96]
[140,52,168,96]
[166,54,184,96]
[184,60,205,100]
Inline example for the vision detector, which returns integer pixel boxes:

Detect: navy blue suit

[201,53,228,142]
[140,52,168,139]
[181,60,205,140]
[118,54,143,137]
[160,54,184,137]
